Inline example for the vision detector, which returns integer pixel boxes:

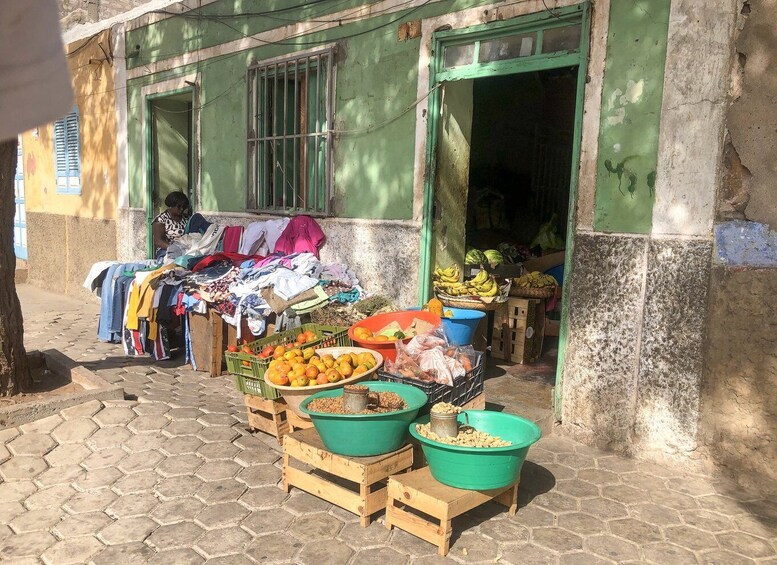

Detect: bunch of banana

[467,269,498,297]
[433,265,460,283]
[514,271,557,289]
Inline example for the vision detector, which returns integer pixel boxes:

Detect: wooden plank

[385,503,445,547]
[460,393,485,411]
[362,449,413,484]
[244,394,286,415]
[286,410,314,431]
[363,485,389,517]
[285,466,362,515]
[210,310,223,377]
[188,310,214,376]
[284,433,366,483]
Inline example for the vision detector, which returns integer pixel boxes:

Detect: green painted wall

[126,0,502,219]
[592,0,671,234]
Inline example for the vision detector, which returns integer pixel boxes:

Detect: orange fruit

[305,365,319,378]
[316,374,328,385]
[339,362,353,378]
[353,364,369,376]
[297,333,307,344]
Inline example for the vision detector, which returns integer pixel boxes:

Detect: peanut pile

[416,422,512,447]
[307,392,406,415]
[430,402,462,415]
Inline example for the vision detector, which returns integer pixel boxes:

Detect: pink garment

[222,226,244,253]
[274,216,326,258]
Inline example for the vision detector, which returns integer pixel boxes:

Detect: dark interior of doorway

[150,92,193,215]
[468,67,577,419]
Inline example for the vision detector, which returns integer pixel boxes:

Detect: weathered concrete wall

[27,213,117,297]
[59,0,154,30]
[701,267,777,495]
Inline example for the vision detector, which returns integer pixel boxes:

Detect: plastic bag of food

[385,343,435,382]
[530,213,565,251]
[403,327,448,357]
[418,348,455,386]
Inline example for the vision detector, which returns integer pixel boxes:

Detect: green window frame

[246,49,333,215]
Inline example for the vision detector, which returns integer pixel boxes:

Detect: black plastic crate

[377,351,484,408]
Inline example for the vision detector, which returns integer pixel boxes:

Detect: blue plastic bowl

[410,307,485,346]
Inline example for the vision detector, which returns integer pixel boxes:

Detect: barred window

[247,49,333,214]
[54,108,81,195]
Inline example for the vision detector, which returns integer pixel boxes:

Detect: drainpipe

[418,183,434,306]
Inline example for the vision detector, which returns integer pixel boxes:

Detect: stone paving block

[147,548,205,565]
[556,512,607,536]
[511,506,556,529]
[128,415,170,434]
[202,555,254,565]
[556,453,596,470]
[53,512,112,539]
[559,552,613,565]
[196,479,246,504]
[124,432,167,452]
[196,460,242,482]
[538,436,577,454]
[283,491,332,515]
[649,488,700,511]
[576,468,621,486]
[156,454,204,478]
[495,542,560,565]
[97,516,158,545]
[117,450,165,474]
[700,549,756,565]
[87,427,132,451]
[0,503,25,524]
[197,442,241,461]
[621,472,668,491]
[19,415,62,435]
[717,531,776,558]
[608,518,663,544]
[112,472,159,495]
[7,434,56,457]
[585,534,640,562]
[597,456,639,474]
[9,508,64,534]
[629,502,682,526]
[601,484,648,505]
[35,464,85,487]
[161,436,204,456]
[198,413,237,427]
[105,493,160,519]
[744,498,777,521]
[92,407,136,427]
[74,467,123,491]
[235,464,280,488]
[146,521,205,551]
[195,526,252,558]
[90,541,155,564]
[164,420,205,437]
[234,447,280,467]
[197,426,240,444]
[352,546,410,565]
[478,516,530,544]
[664,524,719,551]
[155,476,206,500]
[0,531,57,559]
[24,484,76,510]
[51,419,98,444]
[0,444,10,464]
[555,479,601,499]
[82,448,126,470]
[242,508,295,536]
[298,538,352,564]
[536,463,576,481]
[41,535,104,565]
[61,401,104,421]
[642,542,699,564]
[63,489,118,514]
[531,526,585,553]
[0,428,20,443]
[45,444,92,469]
[239,485,288,509]
[533,491,578,513]
[167,407,204,420]
[151,497,205,525]
[133,402,171,416]
[195,502,249,529]
[289,512,344,541]
[733,513,777,540]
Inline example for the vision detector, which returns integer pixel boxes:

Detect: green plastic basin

[299,382,428,457]
[409,411,542,490]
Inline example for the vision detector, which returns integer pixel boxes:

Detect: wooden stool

[244,395,290,443]
[282,428,413,527]
[285,410,314,432]
[385,466,518,556]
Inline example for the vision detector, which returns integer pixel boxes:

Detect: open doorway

[147,90,193,254]
[467,67,577,420]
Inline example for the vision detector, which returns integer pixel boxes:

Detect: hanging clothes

[221,226,244,254]
[274,215,326,258]
[83,260,117,294]
[239,218,291,256]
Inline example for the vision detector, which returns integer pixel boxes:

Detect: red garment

[222,226,244,253]
[191,253,265,272]
[274,215,326,258]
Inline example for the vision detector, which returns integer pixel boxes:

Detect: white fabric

[239,218,290,256]
[165,224,225,260]
[290,253,322,278]
[0,0,74,140]
[265,218,291,253]
[82,261,117,293]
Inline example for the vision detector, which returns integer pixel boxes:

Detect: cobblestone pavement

[1,286,775,564]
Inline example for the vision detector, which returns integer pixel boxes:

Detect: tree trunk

[0,139,29,396]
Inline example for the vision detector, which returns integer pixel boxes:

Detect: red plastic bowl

[348,310,442,362]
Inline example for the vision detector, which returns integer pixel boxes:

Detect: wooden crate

[286,410,314,432]
[385,467,519,556]
[244,394,290,443]
[188,308,255,378]
[282,427,413,527]
[491,298,545,364]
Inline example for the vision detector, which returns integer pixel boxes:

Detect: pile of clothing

[84,218,363,368]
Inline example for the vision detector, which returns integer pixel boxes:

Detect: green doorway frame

[145,86,195,259]
[418,2,591,421]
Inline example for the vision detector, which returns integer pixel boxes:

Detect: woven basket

[438,296,504,311]
[509,286,556,299]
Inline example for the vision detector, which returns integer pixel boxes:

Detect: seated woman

[152,191,191,261]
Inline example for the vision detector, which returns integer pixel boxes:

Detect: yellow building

[20,27,119,295]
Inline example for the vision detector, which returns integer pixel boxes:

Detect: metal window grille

[247,49,333,214]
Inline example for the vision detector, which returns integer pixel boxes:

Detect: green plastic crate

[225,323,352,398]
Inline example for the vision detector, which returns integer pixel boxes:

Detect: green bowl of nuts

[409,410,542,490]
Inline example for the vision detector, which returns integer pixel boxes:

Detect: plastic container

[409,307,485,346]
[348,311,441,363]
[409,410,542,490]
[226,323,351,399]
[300,382,428,456]
[263,347,384,419]
[377,351,484,409]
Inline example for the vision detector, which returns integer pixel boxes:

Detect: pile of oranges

[266,351,377,388]
[353,327,397,342]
